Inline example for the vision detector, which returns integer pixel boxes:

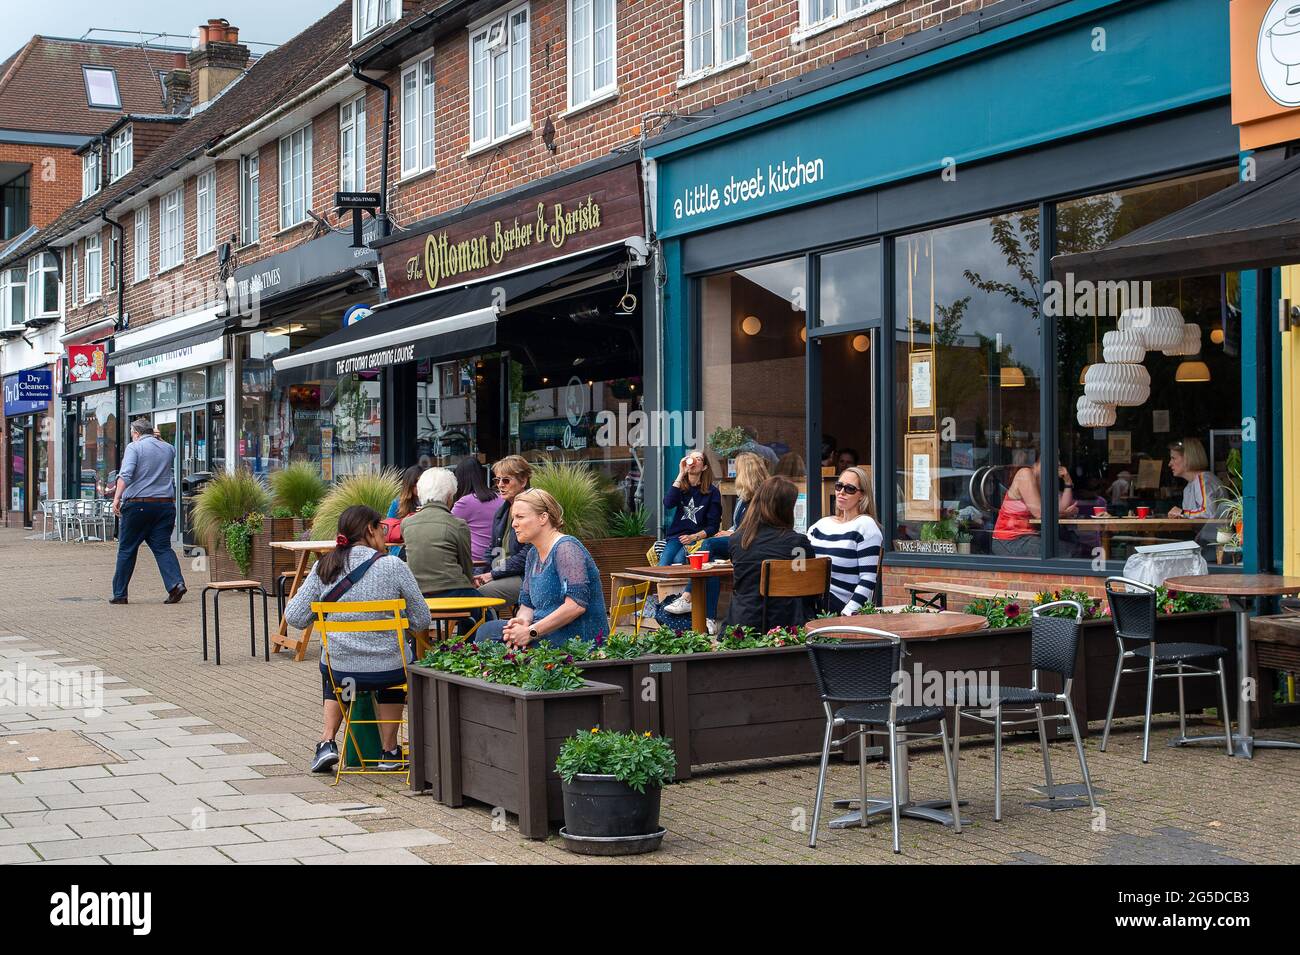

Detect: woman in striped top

[808,465,883,615]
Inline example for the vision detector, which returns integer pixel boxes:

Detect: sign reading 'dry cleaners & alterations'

[380,162,643,301]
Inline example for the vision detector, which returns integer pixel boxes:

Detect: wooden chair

[758,557,831,631]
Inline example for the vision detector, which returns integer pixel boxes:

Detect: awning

[272,245,632,384]
[107,318,225,367]
[1052,154,1300,281]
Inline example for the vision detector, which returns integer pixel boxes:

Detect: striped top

[809,513,883,614]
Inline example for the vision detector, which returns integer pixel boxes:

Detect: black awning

[107,319,226,367]
[1051,154,1300,282]
[272,245,629,384]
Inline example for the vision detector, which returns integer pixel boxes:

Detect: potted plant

[309,468,402,541]
[555,727,675,855]
[191,469,270,583]
[1218,449,1244,546]
[707,425,749,461]
[269,462,327,539]
[955,528,973,555]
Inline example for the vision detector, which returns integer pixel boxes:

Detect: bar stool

[202,580,271,665]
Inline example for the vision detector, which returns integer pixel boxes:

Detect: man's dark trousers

[113,500,184,600]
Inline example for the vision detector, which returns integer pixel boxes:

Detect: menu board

[908,351,934,416]
[904,432,941,521]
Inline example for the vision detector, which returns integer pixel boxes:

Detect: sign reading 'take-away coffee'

[381,161,643,301]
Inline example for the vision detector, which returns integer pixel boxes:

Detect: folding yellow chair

[609,573,655,636]
[312,598,411,787]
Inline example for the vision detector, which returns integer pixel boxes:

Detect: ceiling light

[1210,327,1225,345]
[1175,360,1211,383]
[265,323,306,336]
[852,334,870,353]
[1000,366,1026,388]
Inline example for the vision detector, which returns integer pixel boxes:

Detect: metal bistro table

[621,563,735,634]
[1163,574,1300,759]
[806,612,988,829]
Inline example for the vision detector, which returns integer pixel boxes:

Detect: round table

[424,596,505,648]
[1163,575,1300,759]
[805,611,988,829]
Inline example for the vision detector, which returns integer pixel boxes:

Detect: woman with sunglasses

[808,465,883,614]
[473,455,533,604]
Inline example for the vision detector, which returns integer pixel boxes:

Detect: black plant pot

[559,774,665,855]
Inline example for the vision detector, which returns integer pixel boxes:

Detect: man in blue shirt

[110,418,185,605]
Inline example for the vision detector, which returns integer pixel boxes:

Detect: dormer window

[354,0,395,43]
[110,127,133,182]
[82,149,101,199]
[82,66,121,109]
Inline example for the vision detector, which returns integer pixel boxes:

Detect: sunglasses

[494,476,516,485]
[834,482,862,495]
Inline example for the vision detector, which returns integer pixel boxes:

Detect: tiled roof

[0,37,188,136]
[1,3,353,266]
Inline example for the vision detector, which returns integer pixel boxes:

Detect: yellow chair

[312,598,411,787]
[609,574,655,636]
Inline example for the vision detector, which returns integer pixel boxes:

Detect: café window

[893,209,1042,557]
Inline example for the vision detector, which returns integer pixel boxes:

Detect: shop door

[810,328,877,524]
[179,407,208,548]
[8,419,33,527]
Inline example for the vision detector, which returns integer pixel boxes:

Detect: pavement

[0,526,1297,865]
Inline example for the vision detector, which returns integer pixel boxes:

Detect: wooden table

[1049,517,1222,561]
[1164,574,1300,759]
[805,611,988,829]
[269,540,336,661]
[622,563,735,634]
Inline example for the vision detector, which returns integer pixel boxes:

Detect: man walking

[110,418,185,605]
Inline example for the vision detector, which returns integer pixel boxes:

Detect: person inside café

[284,505,432,775]
[809,465,882,614]
[450,456,499,572]
[835,448,860,472]
[659,450,722,567]
[1167,437,1223,544]
[472,455,534,604]
[991,456,1079,557]
[775,451,806,478]
[723,476,815,632]
[475,489,608,648]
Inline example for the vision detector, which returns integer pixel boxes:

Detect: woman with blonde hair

[665,451,768,631]
[474,488,608,648]
[1167,437,1223,546]
[808,465,883,614]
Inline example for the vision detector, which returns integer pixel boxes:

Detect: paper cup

[688,552,706,570]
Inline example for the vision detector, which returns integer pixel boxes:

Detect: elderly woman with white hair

[401,467,477,608]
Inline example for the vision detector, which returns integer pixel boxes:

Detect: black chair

[948,600,1096,821]
[201,580,270,665]
[805,628,961,854]
[1100,576,1233,762]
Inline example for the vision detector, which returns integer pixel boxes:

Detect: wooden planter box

[206,519,311,591]
[407,665,621,839]
[586,535,655,594]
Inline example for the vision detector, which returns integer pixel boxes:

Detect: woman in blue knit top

[659,450,722,569]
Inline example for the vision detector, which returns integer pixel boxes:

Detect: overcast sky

[1,0,342,61]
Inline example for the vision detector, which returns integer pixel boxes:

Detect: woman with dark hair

[386,465,425,556]
[285,505,431,775]
[450,457,499,569]
[723,476,814,632]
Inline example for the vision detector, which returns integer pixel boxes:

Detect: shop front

[2,367,55,528]
[61,329,119,501]
[648,0,1256,600]
[273,154,652,501]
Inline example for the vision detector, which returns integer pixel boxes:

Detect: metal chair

[201,580,271,665]
[1100,576,1233,762]
[806,628,961,854]
[949,600,1096,820]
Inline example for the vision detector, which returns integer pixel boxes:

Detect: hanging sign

[67,344,109,384]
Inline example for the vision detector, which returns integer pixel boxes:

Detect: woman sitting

[991,458,1078,557]
[285,505,431,775]
[476,489,608,648]
[665,451,768,632]
[809,465,882,614]
[402,468,477,607]
[451,456,499,572]
[385,465,424,556]
[723,476,814,632]
[659,450,722,568]
[1167,438,1222,532]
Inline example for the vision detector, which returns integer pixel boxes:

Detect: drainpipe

[100,211,125,331]
[350,64,391,244]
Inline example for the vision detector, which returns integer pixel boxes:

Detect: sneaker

[706,618,720,636]
[311,740,339,773]
[665,593,693,615]
[377,747,407,771]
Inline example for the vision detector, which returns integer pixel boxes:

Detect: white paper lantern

[1102,329,1146,364]
[1119,306,1184,350]
[1076,396,1116,428]
[1084,362,1150,406]
[1161,322,1201,357]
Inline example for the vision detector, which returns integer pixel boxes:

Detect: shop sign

[67,345,108,384]
[3,371,51,415]
[114,336,225,384]
[343,304,373,326]
[226,228,378,317]
[381,162,643,300]
[1232,0,1300,147]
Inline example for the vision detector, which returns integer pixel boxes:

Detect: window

[27,253,59,319]
[196,169,216,255]
[84,233,101,302]
[470,5,530,149]
[109,126,132,182]
[240,154,259,246]
[2,172,30,241]
[354,0,395,43]
[568,0,616,109]
[81,150,101,199]
[159,186,184,272]
[339,97,367,191]
[82,67,121,108]
[134,205,150,282]
[0,267,24,328]
[684,0,746,77]
[801,0,873,32]
[278,125,313,229]
[400,57,435,177]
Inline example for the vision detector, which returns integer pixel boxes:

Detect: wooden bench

[907,580,1040,611]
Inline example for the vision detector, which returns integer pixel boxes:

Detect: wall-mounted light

[741,315,762,336]
[1210,327,1225,345]
[852,334,870,353]
[799,327,806,343]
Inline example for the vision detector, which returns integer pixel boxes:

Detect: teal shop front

[647,0,1258,603]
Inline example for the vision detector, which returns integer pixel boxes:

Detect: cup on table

[1136,506,1150,519]
[1093,506,1108,518]
[688,552,707,570]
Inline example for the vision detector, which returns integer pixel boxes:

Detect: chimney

[187,19,250,107]
[162,69,191,114]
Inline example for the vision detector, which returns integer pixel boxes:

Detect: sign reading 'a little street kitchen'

[380,161,643,301]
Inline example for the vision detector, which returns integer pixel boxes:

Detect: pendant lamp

[1162,323,1201,357]
[1175,360,1211,383]
[1102,329,1145,364]
[1083,362,1150,406]
[1076,395,1117,428]
[1119,306,1185,351]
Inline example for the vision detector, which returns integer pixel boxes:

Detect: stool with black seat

[948,600,1096,820]
[274,570,296,620]
[805,627,962,854]
[1100,576,1233,763]
[201,580,270,665]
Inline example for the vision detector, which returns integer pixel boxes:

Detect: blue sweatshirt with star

[663,484,722,538]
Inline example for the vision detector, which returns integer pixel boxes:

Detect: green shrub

[608,505,650,538]
[529,459,611,539]
[555,728,677,793]
[192,469,269,548]
[309,469,402,541]
[269,462,327,517]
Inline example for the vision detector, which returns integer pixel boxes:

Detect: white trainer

[706,618,720,636]
[664,592,693,615]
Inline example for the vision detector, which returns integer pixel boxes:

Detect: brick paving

[1,527,1297,865]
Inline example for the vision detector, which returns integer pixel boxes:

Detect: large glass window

[27,253,59,318]
[77,391,118,499]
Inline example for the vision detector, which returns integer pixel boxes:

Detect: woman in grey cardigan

[285,505,432,774]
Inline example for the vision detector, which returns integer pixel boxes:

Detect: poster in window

[320,426,334,482]
[908,351,934,417]
[1108,431,1132,465]
[904,432,941,521]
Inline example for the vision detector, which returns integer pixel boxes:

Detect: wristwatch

[528,626,538,642]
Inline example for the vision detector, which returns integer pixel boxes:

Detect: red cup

[1093,506,1108,517]
[688,552,707,570]
[1136,506,1150,519]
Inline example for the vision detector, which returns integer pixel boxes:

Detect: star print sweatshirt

[663,483,722,538]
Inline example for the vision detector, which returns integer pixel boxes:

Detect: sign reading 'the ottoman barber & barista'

[380,162,643,301]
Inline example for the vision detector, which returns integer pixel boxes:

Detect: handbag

[380,517,404,545]
[323,552,385,602]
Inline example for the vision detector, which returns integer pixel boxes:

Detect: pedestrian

[110,417,186,605]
